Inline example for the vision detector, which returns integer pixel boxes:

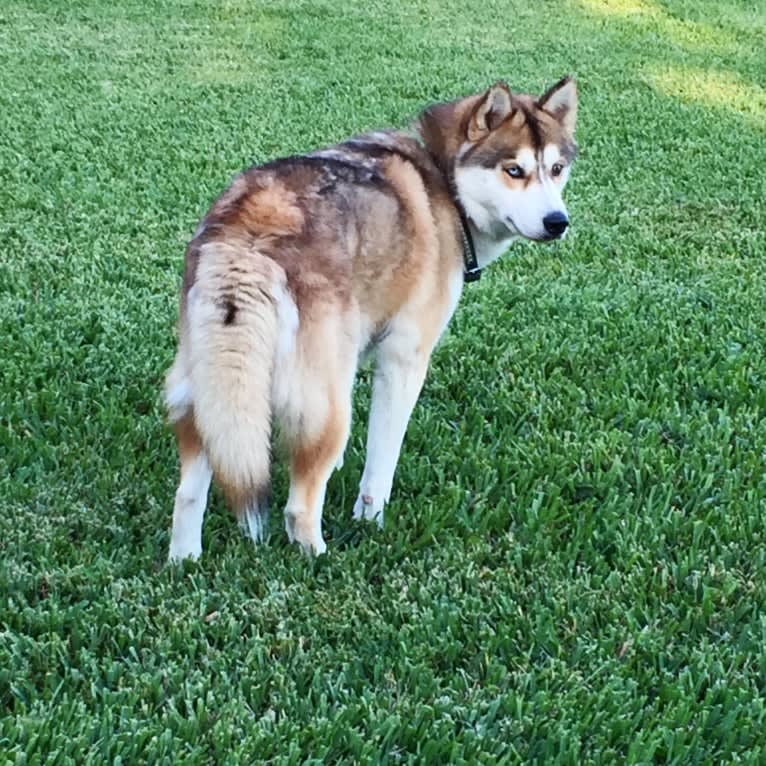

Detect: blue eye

[506,164,524,179]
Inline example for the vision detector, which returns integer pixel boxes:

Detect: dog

[164,76,578,560]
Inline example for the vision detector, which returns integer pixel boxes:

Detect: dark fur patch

[341,139,444,188]
[264,155,388,189]
[223,300,237,325]
[517,101,543,152]
[245,483,272,515]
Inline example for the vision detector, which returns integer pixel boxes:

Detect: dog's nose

[543,211,569,237]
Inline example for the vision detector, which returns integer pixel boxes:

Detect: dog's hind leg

[353,327,430,526]
[281,319,356,555]
[168,413,212,562]
[284,407,349,555]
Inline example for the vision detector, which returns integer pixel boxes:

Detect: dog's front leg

[353,332,430,526]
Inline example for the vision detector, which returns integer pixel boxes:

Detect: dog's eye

[506,164,524,179]
[551,162,564,177]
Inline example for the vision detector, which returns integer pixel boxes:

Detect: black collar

[458,210,481,283]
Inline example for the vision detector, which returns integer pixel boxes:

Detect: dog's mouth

[504,216,522,237]
[539,231,567,242]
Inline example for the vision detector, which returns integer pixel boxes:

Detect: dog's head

[454,77,578,242]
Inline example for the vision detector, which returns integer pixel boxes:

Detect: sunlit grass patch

[577,0,738,52]
[647,66,766,125]
[578,0,657,16]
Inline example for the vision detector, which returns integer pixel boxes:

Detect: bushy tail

[185,240,279,508]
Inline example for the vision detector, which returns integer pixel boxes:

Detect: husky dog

[165,77,578,559]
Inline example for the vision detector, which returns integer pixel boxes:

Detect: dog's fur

[165,77,578,559]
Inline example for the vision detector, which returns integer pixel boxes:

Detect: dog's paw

[292,531,327,556]
[285,510,327,556]
[304,536,327,556]
[168,541,202,563]
[352,493,384,527]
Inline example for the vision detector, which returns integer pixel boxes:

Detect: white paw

[352,493,385,527]
[304,536,327,556]
[168,540,202,563]
[284,511,327,556]
[292,530,327,556]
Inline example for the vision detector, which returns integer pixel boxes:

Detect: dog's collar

[407,125,480,282]
[458,210,481,283]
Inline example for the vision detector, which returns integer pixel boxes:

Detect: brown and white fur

[164,77,578,560]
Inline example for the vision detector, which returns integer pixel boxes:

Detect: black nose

[543,211,569,237]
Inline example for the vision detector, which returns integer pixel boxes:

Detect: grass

[2,0,766,762]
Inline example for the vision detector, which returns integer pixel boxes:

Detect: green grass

[2,0,766,762]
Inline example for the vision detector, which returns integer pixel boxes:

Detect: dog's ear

[538,76,577,135]
[468,82,513,142]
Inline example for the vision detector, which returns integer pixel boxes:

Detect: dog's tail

[180,238,283,524]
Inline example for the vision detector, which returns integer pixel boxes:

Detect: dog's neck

[417,95,515,275]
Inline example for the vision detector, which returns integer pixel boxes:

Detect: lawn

[2,0,766,762]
